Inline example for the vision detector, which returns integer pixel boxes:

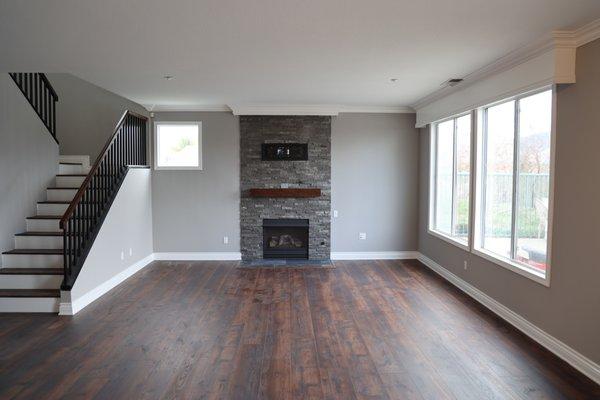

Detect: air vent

[444,78,464,87]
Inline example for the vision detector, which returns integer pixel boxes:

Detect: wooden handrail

[39,73,59,101]
[60,110,148,229]
[9,72,59,142]
[60,110,148,289]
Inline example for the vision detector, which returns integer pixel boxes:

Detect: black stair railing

[9,73,59,143]
[60,110,148,289]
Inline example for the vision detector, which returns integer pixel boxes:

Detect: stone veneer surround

[240,116,331,260]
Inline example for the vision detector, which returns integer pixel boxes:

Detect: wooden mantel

[248,188,321,198]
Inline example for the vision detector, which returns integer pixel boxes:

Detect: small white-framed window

[429,112,472,249]
[154,121,202,170]
[473,88,553,285]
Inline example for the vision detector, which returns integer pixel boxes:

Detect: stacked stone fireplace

[240,116,331,260]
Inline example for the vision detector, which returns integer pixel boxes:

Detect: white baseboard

[330,251,419,260]
[59,253,155,316]
[153,252,242,261]
[416,252,600,385]
[58,252,240,315]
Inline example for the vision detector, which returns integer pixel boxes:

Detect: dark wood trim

[2,249,62,255]
[60,110,148,227]
[8,73,59,143]
[0,289,60,298]
[15,232,63,237]
[0,268,63,275]
[248,188,321,198]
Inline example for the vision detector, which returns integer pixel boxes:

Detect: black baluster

[51,99,55,137]
[68,218,73,275]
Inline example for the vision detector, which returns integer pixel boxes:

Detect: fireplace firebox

[263,219,309,259]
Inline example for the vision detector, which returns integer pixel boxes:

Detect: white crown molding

[144,104,231,112]
[144,104,414,115]
[229,104,339,116]
[412,18,600,111]
[229,104,414,116]
[573,18,600,47]
[417,253,600,386]
[336,105,415,114]
[412,35,557,110]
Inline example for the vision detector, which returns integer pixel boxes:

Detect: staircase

[0,158,89,312]
[3,73,149,313]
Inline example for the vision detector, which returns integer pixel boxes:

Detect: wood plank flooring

[0,260,598,399]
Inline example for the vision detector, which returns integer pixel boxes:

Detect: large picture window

[476,89,552,281]
[429,113,472,247]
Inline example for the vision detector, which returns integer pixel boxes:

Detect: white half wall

[60,168,154,315]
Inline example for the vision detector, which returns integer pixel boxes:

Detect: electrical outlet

[223,236,229,244]
[120,251,125,261]
[464,261,468,270]
[333,210,339,218]
[359,232,367,240]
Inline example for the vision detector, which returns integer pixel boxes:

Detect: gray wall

[151,112,241,253]
[0,74,59,261]
[71,168,153,304]
[332,113,419,252]
[151,112,420,255]
[46,73,148,160]
[418,39,600,364]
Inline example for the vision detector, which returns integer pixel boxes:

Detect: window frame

[472,86,555,286]
[428,111,474,251]
[153,121,203,171]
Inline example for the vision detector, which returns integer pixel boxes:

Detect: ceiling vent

[443,78,464,87]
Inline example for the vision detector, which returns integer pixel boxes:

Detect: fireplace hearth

[263,219,309,259]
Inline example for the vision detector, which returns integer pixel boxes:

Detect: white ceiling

[1,0,599,110]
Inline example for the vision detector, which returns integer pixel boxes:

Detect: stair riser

[27,219,61,232]
[0,297,59,313]
[15,236,62,250]
[55,176,85,187]
[2,254,63,268]
[37,203,69,216]
[58,164,84,174]
[47,189,77,202]
[0,274,62,289]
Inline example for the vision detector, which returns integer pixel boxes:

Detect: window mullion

[451,118,458,236]
[433,127,438,230]
[480,110,489,249]
[510,100,520,260]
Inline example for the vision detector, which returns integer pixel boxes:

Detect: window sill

[154,166,203,171]
[472,247,550,287]
[427,229,470,251]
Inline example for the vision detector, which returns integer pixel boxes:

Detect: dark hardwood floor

[0,260,598,399]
